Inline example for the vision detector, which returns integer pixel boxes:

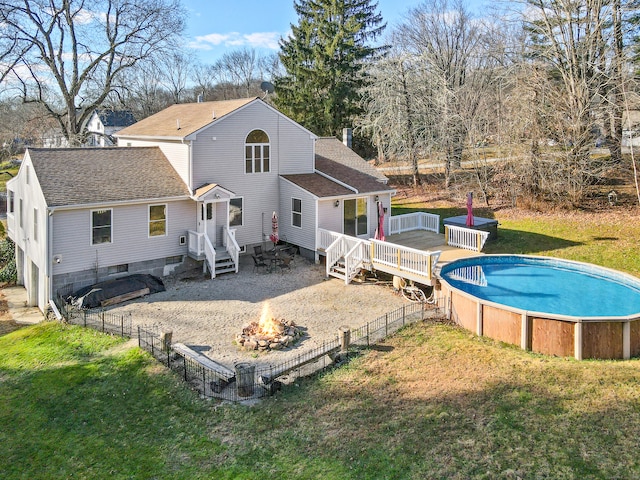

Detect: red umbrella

[375,201,386,241]
[466,192,474,227]
[269,211,279,246]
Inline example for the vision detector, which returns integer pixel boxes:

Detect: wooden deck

[385,230,483,272]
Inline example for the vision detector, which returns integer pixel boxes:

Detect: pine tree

[274,0,386,138]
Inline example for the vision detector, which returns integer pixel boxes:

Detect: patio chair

[252,255,268,273]
[276,255,292,273]
[282,246,296,267]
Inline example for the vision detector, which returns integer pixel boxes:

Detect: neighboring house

[7,97,394,312]
[86,110,136,147]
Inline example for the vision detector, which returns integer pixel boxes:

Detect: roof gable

[116,97,258,139]
[28,147,190,208]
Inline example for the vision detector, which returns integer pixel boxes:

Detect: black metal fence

[53,284,132,338]
[137,301,443,402]
[54,278,444,401]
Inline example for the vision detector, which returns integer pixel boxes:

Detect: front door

[205,202,216,246]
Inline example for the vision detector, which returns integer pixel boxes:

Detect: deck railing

[389,212,440,234]
[370,239,440,282]
[445,225,490,252]
[317,228,342,251]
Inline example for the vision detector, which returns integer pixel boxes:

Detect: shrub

[0,237,16,284]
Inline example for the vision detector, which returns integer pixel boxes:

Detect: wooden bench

[171,342,236,383]
[100,287,150,307]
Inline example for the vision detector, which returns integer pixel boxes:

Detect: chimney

[342,128,353,149]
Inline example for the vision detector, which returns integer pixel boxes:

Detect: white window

[25,165,29,184]
[149,204,167,237]
[33,208,38,242]
[229,198,243,227]
[19,199,23,229]
[244,129,270,173]
[292,198,302,228]
[7,191,13,215]
[91,209,112,244]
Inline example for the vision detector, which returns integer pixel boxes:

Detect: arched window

[245,129,270,173]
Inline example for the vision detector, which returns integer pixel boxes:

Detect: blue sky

[182,0,485,65]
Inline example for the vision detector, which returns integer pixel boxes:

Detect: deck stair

[319,228,441,286]
[212,248,236,276]
[328,256,348,281]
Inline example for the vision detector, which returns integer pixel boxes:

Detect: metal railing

[445,225,490,252]
[389,212,440,234]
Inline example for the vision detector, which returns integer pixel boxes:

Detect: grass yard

[2,202,640,479]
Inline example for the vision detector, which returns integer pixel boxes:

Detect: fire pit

[235,303,303,352]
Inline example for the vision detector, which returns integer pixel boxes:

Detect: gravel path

[107,255,409,369]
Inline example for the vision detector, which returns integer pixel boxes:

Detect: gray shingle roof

[315,137,388,182]
[96,110,136,127]
[282,157,395,198]
[28,147,190,208]
[116,98,257,139]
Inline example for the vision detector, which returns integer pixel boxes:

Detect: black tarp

[67,274,165,309]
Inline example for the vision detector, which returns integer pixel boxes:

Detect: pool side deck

[385,230,483,271]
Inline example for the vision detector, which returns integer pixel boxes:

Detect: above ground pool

[438,255,640,360]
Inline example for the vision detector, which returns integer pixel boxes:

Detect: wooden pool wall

[441,283,640,360]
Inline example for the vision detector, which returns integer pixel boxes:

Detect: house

[6,97,395,312]
[86,109,136,147]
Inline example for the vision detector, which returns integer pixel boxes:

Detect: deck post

[574,322,583,360]
[623,322,631,360]
[520,313,529,350]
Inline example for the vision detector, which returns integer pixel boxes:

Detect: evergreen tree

[274,0,386,138]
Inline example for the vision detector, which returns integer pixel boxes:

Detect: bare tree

[397,0,497,187]
[158,52,194,104]
[0,0,185,145]
[518,0,636,202]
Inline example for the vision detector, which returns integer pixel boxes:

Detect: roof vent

[212,110,216,120]
[176,119,180,130]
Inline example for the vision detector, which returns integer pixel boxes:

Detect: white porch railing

[325,233,369,282]
[445,225,490,252]
[370,239,441,282]
[188,230,204,257]
[203,235,216,279]
[389,212,440,234]
[317,228,342,251]
[344,240,371,285]
[223,227,240,273]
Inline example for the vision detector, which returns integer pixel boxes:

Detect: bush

[0,237,16,284]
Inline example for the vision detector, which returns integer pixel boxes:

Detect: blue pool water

[440,256,640,318]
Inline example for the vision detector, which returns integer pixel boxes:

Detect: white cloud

[190,31,281,51]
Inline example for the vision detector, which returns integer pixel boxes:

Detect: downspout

[46,208,60,319]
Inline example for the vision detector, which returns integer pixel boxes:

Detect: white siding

[318,199,343,233]
[188,102,314,247]
[6,152,50,310]
[117,138,190,187]
[279,180,317,252]
[51,200,196,275]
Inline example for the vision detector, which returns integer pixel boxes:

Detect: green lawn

[2,207,640,479]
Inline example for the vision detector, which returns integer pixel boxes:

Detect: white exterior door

[205,202,216,246]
